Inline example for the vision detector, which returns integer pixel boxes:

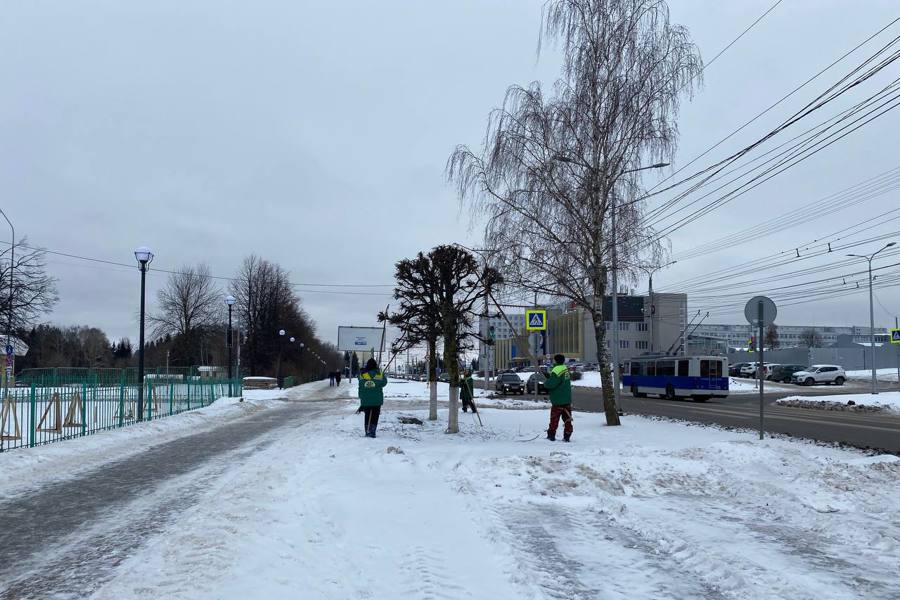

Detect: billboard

[337,326,385,352]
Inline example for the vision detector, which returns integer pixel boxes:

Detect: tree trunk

[592,268,621,426]
[444,326,460,434]
[427,337,438,421]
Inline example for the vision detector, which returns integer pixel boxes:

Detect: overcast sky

[2,0,899,348]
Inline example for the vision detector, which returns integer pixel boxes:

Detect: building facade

[483,293,688,370]
[689,323,890,350]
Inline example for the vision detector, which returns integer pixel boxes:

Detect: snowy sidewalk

[0,382,346,599]
[86,384,900,600]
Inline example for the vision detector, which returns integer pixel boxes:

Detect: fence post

[147,383,152,421]
[187,377,191,411]
[169,380,174,416]
[81,382,87,437]
[118,376,125,428]
[29,383,36,448]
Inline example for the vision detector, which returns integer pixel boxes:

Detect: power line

[0,240,396,293]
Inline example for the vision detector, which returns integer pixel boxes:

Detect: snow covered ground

[728,376,794,394]
[0,384,318,499]
[846,368,900,383]
[777,391,900,413]
[86,382,900,599]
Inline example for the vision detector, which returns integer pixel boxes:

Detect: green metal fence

[16,366,211,387]
[0,373,242,452]
[283,376,297,388]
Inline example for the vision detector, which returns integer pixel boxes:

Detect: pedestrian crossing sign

[525,309,547,331]
[891,328,900,345]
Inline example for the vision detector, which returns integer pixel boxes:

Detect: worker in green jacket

[543,353,573,442]
[460,369,477,413]
[357,358,388,438]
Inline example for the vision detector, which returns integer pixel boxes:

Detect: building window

[620,322,630,331]
[635,341,648,350]
[620,340,629,349]
[636,323,648,332]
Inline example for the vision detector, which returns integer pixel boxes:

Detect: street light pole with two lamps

[848,241,896,395]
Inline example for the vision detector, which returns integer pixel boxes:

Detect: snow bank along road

[0,382,345,600]
[566,385,900,454]
[2,380,899,599]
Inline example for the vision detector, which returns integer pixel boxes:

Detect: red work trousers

[548,404,573,437]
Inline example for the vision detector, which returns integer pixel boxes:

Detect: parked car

[739,363,758,377]
[526,372,548,394]
[791,365,846,386]
[495,373,524,395]
[438,372,451,383]
[729,362,751,377]
[767,364,807,383]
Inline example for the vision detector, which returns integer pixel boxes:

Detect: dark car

[767,364,807,383]
[728,362,750,377]
[526,372,548,394]
[495,373,524,395]
[438,372,451,383]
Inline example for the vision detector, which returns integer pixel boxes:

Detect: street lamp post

[225,295,236,396]
[609,163,669,414]
[848,241,895,395]
[134,246,154,421]
[277,329,286,388]
[639,260,677,353]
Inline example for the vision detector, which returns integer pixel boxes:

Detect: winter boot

[366,430,377,439]
[563,434,571,442]
[546,430,556,442]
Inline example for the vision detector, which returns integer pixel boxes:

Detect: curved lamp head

[224,295,236,306]
[279,329,286,337]
[134,246,154,264]
[290,337,295,343]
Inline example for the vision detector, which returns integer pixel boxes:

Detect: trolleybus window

[657,361,675,376]
[700,360,723,377]
[646,361,656,376]
[678,360,689,377]
[630,362,642,376]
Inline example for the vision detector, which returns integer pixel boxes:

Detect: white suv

[790,365,846,386]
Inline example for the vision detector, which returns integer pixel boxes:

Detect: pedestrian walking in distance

[335,370,342,386]
[329,371,336,386]
[460,369,478,414]
[357,358,387,438]
[544,354,573,442]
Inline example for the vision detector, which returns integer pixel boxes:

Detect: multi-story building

[689,323,890,349]
[483,293,688,369]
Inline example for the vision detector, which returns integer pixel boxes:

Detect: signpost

[745,296,777,440]
[525,309,547,402]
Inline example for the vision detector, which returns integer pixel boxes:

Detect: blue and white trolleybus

[622,355,728,402]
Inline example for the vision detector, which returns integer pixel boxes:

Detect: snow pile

[777,391,900,413]
[0,382,329,499]
[91,392,900,598]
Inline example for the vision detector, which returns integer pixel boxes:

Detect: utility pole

[848,241,895,395]
[639,261,676,353]
[895,316,899,391]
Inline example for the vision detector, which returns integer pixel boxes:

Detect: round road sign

[744,296,777,327]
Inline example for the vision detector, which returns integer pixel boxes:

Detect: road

[0,398,335,600]
[479,378,900,453]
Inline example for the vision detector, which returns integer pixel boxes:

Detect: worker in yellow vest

[543,354,573,442]
[357,358,387,438]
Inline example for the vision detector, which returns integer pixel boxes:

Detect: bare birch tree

[448,0,701,425]
[0,239,59,331]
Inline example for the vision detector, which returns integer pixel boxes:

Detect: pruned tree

[448,0,701,425]
[764,323,780,349]
[0,239,59,332]
[799,328,822,348]
[385,246,500,431]
[148,264,222,365]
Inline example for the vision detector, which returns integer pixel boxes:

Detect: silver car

[791,365,846,386]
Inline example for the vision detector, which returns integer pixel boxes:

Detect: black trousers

[461,396,478,413]
[362,406,381,433]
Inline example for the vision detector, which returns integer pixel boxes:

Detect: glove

[356,406,363,414]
